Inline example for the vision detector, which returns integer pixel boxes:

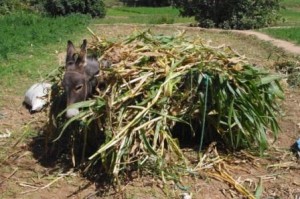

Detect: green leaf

[259,75,282,86]
[140,130,157,156]
[58,99,96,118]
[53,111,88,142]
[255,178,263,199]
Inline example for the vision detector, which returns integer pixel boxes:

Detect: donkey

[62,39,100,118]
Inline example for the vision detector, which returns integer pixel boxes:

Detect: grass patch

[261,27,300,44]
[0,12,90,60]
[93,6,195,24]
[278,8,300,26]
[260,0,300,44]
[0,12,91,94]
[104,0,124,7]
[274,0,300,26]
[280,0,300,8]
[108,6,181,15]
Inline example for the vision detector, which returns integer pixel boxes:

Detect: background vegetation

[172,0,282,29]
[98,6,194,24]
[260,0,300,44]
[0,0,106,17]
[262,27,300,44]
[0,1,194,90]
[0,0,299,93]
[0,12,91,92]
[44,0,106,17]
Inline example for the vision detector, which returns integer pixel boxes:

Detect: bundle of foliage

[44,0,106,17]
[48,30,283,182]
[172,0,282,29]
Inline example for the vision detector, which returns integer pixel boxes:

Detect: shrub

[172,0,283,29]
[0,0,49,14]
[0,0,29,14]
[44,0,106,17]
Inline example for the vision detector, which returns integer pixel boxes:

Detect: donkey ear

[80,39,87,51]
[75,39,88,70]
[66,40,76,63]
[79,39,87,59]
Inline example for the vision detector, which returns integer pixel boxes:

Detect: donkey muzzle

[66,108,79,118]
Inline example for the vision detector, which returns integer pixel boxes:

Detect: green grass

[0,12,91,94]
[261,27,300,44]
[0,12,90,60]
[259,0,300,44]
[268,0,300,27]
[93,6,195,24]
[108,6,181,15]
[280,0,300,8]
[277,7,300,27]
[279,9,300,26]
[103,0,124,7]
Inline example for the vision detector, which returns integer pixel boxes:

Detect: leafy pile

[49,30,283,182]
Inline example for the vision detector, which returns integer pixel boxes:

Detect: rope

[199,74,209,152]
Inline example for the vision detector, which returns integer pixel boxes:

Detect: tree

[172,0,282,29]
[44,0,106,17]
[0,0,30,14]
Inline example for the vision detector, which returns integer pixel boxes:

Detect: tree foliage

[173,0,282,29]
[0,0,106,17]
[0,0,31,14]
[44,0,106,17]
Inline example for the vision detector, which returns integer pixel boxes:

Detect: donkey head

[62,40,99,118]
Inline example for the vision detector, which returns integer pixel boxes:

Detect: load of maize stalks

[47,30,283,182]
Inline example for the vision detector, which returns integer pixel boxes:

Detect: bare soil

[206,28,300,55]
[0,25,300,199]
[231,30,300,55]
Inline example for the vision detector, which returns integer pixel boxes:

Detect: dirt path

[230,29,300,55]
[156,24,300,55]
[98,23,300,55]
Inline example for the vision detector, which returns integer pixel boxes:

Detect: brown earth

[230,30,300,55]
[0,25,300,199]
[204,28,300,55]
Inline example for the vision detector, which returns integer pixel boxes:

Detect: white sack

[24,83,52,112]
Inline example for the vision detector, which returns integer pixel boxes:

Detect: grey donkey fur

[62,39,100,118]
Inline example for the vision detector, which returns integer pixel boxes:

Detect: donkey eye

[75,84,83,91]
